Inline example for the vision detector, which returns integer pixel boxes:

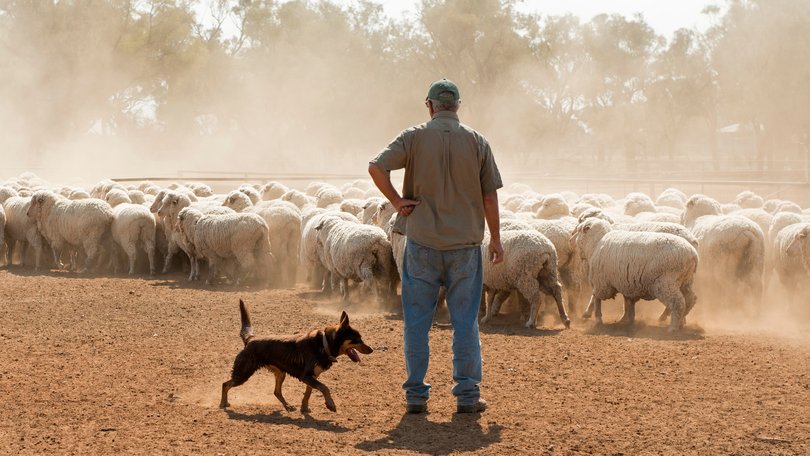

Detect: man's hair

[429,91,460,112]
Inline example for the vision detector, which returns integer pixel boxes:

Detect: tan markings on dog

[313,365,324,376]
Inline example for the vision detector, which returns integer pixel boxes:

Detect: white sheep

[260,181,289,200]
[281,189,315,209]
[535,193,571,220]
[301,211,359,289]
[238,185,261,205]
[222,191,302,286]
[361,197,385,225]
[181,208,274,286]
[655,188,687,210]
[773,222,810,306]
[26,191,114,273]
[2,196,46,269]
[682,194,765,311]
[480,230,570,329]
[105,188,132,207]
[314,216,398,304]
[623,192,656,216]
[733,191,764,209]
[315,186,344,208]
[110,203,157,275]
[573,218,698,331]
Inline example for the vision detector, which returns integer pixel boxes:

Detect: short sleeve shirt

[370,111,503,250]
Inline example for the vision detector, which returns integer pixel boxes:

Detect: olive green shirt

[370,111,503,250]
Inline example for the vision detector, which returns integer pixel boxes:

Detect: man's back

[372,110,501,250]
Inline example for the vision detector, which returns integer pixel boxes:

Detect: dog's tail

[239,299,254,345]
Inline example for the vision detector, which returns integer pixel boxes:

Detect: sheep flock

[2,172,810,332]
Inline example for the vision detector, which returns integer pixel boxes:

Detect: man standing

[368,78,504,414]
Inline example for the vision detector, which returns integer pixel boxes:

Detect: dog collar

[322,332,337,362]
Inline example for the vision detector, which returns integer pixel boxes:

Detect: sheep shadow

[584,321,705,341]
[223,408,351,433]
[355,412,502,454]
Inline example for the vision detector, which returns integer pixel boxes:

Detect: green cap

[426,78,460,102]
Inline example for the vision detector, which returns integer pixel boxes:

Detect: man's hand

[488,237,504,264]
[394,197,420,217]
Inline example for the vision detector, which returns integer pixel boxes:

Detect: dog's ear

[339,310,349,328]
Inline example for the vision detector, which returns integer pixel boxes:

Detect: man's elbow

[368,163,382,178]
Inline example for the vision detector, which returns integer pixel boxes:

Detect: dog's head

[329,311,373,363]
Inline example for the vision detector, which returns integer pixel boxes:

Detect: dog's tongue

[347,348,361,363]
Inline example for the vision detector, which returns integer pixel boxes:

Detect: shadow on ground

[355,412,502,454]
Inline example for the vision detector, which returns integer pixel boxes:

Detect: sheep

[480,230,570,329]
[535,193,571,220]
[260,181,289,200]
[655,188,687,210]
[281,189,315,209]
[314,215,398,304]
[188,182,213,197]
[0,204,5,267]
[775,200,802,214]
[682,194,765,311]
[238,185,261,205]
[773,222,810,307]
[342,187,366,200]
[316,186,344,208]
[301,211,359,289]
[222,190,303,286]
[373,200,397,229]
[734,191,764,209]
[105,188,132,208]
[127,190,147,205]
[339,199,365,218]
[572,218,698,331]
[361,197,385,225]
[156,191,233,275]
[305,182,330,197]
[623,192,656,216]
[26,191,114,273]
[2,196,46,269]
[179,208,274,286]
[110,203,157,275]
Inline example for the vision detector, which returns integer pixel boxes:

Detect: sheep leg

[582,296,594,319]
[79,242,101,274]
[654,283,685,332]
[340,277,350,303]
[539,275,570,328]
[146,244,156,276]
[658,307,671,322]
[162,241,179,274]
[591,296,603,325]
[681,282,698,325]
[619,297,638,325]
[206,257,220,286]
[481,290,508,324]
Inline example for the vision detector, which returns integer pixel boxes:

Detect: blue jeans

[401,239,483,406]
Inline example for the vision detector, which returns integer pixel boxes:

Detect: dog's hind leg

[300,386,313,414]
[267,366,296,411]
[300,375,335,412]
[220,352,258,408]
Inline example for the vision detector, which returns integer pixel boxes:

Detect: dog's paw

[284,404,297,412]
[219,401,230,409]
[326,401,337,412]
[300,406,311,414]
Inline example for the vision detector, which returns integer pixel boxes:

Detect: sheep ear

[583,224,591,232]
[339,311,349,328]
[315,221,324,231]
[799,232,807,239]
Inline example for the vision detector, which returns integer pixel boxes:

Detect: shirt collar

[431,111,459,121]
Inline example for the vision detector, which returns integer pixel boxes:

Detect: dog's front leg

[301,375,336,412]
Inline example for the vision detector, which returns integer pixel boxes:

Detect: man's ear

[340,311,349,328]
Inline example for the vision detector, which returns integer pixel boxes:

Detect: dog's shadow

[224,409,351,433]
[355,412,502,454]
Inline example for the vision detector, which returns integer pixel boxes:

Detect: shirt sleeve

[370,131,408,171]
[479,139,503,195]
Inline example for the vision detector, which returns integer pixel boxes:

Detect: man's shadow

[355,412,502,454]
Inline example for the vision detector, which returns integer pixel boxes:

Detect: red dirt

[1,270,808,455]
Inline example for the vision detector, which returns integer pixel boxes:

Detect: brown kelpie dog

[220,299,373,413]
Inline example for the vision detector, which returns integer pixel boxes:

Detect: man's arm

[483,190,504,264]
[368,163,420,216]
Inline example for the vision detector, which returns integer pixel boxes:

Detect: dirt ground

[0,270,808,455]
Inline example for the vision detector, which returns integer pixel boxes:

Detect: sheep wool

[27,191,114,273]
[573,218,698,332]
[480,230,570,329]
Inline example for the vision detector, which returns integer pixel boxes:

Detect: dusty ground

[0,270,808,455]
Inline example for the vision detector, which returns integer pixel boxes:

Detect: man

[368,78,504,414]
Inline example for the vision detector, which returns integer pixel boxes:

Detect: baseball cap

[426,78,460,102]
